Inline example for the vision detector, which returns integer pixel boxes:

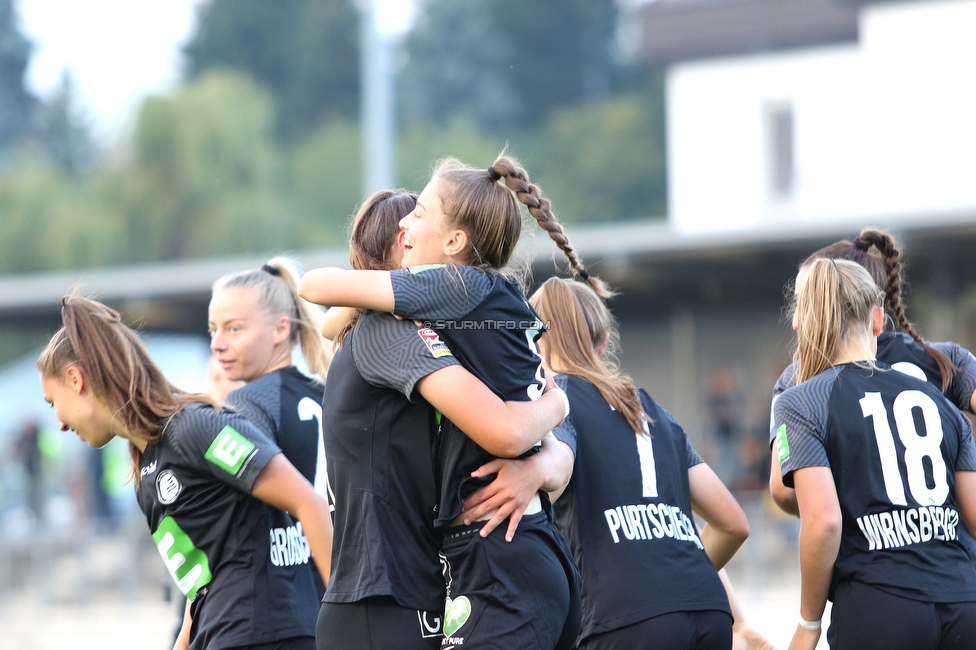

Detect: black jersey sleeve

[390,264,493,321]
[168,405,280,493]
[657,404,704,468]
[225,379,278,441]
[551,374,577,456]
[768,364,796,445]
[932,341,976,412]
[351,311,459,400]
[773,385,831,488]
[954,409,976,471]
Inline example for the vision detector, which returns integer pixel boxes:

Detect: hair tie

[579,268,590,281]
[261,263,281,277]
[853,237,871,252]
[487,166,502,181]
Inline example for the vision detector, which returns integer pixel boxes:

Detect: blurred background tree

[0,0,667,274]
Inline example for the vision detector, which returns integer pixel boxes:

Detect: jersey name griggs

[604,502,704,549]
[856,505,961,551]
[269,522,311,567]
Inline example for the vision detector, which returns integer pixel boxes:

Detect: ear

[443,228,469,259]
[273,316,292,346]
[597,332,611,356]
[65,366,85,394]
[871,306,884,337]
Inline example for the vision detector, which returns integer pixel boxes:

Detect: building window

[765,103,794,198]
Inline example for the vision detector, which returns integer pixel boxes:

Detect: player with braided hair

[300,153,586,649]
[773,258,976,650]
[769,228,976,515]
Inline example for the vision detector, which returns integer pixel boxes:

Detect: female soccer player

[39,296,332,650]
[774,258,976,650]
[528,276,750,649]
[770,229,976,514]
[301,157,585,649]
[313,189,571,650]
[209,257,333,597]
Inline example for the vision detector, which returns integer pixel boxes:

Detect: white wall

[666,0,976,233]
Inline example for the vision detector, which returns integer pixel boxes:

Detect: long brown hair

[530,277,649,433]
[213,256,332,378]
[790,258,884,384]
[433,154,614,298]
[37,295,216,484]
[801,227,955,390]
[335,189,418,346]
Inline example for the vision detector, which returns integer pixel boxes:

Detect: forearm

[700,522,746,570]
[797,519,837,622]
[322,306,360,340]
[530,434,573,494]
[299,268,394,311]
[294,498,334,585]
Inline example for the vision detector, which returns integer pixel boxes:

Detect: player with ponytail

[300,154,585,649]
[770,228,976,514]
[209,256,334,598]
[773,258,976,650]
[39,296,332,650]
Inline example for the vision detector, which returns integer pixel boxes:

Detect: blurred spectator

[706,368,745,485]
[206,354,245,405]
[13,417,43,523]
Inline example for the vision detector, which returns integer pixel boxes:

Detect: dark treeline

[0,0,666,275]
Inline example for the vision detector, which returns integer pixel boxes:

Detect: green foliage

[124,70,292,260]
[402,0,617,131]
[0,0,34,153]
[184,0,359,141]
[529,94,667,224]
[287,119,363,246]
[397,119,506,190]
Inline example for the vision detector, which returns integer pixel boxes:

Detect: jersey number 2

[298,397,335,511]
[859,390,949,507]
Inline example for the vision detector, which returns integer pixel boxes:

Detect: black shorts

[828,580,976,650]
[316,596,443,650]
[439,510,581,650]
[578,610,731,650]
[226,637,315,650]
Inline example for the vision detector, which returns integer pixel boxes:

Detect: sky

[17,0,208,145]
[15,0,416,147]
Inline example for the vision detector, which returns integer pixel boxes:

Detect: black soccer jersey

[772,333,976,437]
[774,363,976,603]
[226,366,329,597]
[321,311,458,611]
[136,403,319,650]
[551,374,730,642]
[391,264,547,525]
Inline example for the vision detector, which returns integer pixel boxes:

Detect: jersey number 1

[635,423,658,498]
[859,390,949,507]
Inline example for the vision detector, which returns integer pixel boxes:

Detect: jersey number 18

[859,390,949,507]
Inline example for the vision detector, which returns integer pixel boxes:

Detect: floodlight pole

[359,0,395,196]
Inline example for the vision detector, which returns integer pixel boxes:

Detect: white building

[641,0,976,233]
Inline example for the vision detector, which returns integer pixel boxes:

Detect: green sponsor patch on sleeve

[205,425,256,476]
[775,423,791,463]
[407,263,447,274]
[152,516,212,600]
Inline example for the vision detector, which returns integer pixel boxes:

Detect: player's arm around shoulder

[252,454,333,586]
[299,267,395,311]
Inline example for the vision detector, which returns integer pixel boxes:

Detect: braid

[491,156,616,299]
[858,228,955,391]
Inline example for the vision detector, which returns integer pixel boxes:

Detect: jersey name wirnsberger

[775,363,976,603]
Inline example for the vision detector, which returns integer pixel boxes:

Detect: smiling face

[208,286,291,382]
[41,369,117,448]
[399,178,463,268]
